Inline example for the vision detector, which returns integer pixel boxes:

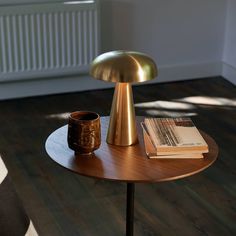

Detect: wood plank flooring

[0,76,235,236]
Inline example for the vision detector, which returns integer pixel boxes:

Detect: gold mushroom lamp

[90,51,158,146]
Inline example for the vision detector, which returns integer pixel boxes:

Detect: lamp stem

[106,82,138,146]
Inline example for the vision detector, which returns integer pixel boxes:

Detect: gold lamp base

[107,82,138,146]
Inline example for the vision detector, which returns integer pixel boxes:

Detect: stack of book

[141,117,208,159]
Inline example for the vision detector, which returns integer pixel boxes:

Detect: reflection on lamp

[90,51,158,146]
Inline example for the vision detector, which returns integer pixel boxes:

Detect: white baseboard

[222,63,236,85]
[0,61,223,100]
[0,75,115,100]
[144,61,222,85]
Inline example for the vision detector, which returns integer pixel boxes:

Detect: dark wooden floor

[0,76,235,236]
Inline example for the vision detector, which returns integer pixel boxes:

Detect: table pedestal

[126,183,135,236]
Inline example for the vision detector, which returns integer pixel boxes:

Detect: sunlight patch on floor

[175,96,236,106]
[46,97,235,120]
[145,109,197,117]
[135,96,236,117]
[46,112,70,120]
[135,100,195,110]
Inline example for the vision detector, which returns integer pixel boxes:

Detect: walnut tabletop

[45,116,218,183]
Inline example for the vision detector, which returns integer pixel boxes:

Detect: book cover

[143,117,208,155]
[142,124,204,159]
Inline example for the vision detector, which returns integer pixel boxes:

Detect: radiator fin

[0,2,99,81]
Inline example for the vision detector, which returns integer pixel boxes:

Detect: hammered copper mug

[67,111,101,155]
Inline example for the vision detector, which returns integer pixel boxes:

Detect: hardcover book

[142,117,208,157]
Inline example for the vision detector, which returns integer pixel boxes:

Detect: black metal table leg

[126,183,135,236]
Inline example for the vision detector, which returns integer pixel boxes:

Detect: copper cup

[67,111,101,155]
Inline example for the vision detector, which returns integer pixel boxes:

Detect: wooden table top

[45,116,218,183]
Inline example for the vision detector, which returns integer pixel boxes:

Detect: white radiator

[0,1,100,82]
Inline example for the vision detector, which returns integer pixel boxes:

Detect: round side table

[45,116,218,236]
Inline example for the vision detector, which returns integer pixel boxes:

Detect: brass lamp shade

[90,51,158,83]
[90,51,158,146]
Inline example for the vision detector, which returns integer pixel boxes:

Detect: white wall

[222,0,236,85]
[101,0,226,82]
